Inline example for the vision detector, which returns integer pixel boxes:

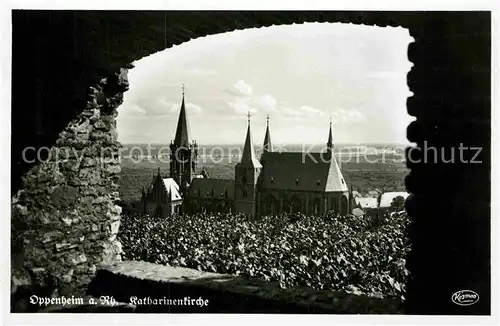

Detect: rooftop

[259,151,348,192]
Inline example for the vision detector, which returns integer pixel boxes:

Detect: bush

[119,211,411,300]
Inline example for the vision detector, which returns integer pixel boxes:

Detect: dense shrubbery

[119,211,410,300]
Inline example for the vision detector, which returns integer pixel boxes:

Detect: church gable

[324,153,349,192]
[146,174,182,203]
[162,178,182,202]
[259,152,348,192]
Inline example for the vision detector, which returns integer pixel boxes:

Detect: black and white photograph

[2,2,498,325]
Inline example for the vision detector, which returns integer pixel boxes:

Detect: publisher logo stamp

[451,290,479,306]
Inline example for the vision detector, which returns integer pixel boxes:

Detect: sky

[117,22,414,146]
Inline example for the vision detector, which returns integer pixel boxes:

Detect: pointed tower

[234,112,262,217]
[174,88,190,147]
[169,85,198,197]
[260,114,273,164]
[324,116,334,162]
[263,114,273,153]
[327,116,334,151]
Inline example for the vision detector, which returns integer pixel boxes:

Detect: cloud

[257,94,278,112]
[331,109,366,124]
[125,98,202,118]
[169,102,203,114]
[281,107,302,116]
[282,105,324,117]
[145,103,171,117]
[225,97,257,115]
[299,105,324,116]
[225,79,253,97]
[119,104,146,116]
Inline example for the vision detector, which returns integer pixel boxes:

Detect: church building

[141,167,183,217]
[142,87,353,218]
[141,86,198,217]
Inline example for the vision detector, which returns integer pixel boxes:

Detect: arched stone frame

[10,11,491,314]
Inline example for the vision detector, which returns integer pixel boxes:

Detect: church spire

[327,116,333,150]
[263,114,273,153]
[240,112,262,168]
[173,84,190,147]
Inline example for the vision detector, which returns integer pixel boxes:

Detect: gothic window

[295,178,300,185]
[242,189,248,198]
[341,195,348,215]
[312,198,321,215]
[291,196,301,213]
[270,177,274,184]
[242,175,247,184]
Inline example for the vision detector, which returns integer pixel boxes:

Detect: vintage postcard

[2,1,498,325]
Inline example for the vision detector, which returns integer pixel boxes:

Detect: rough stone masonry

[11,68,129,307]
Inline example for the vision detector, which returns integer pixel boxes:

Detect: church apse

[255,116,350,217]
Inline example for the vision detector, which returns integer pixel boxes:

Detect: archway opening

[114,21,415,305]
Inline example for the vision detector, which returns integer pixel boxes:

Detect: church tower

[169,85,198,196]
[260,114,273,164]
[325,117,334,161]
[234,112,262,217]
[327,117,334,152]
[263,114,273,154]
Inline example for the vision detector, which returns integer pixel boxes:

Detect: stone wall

[85,261,402,314]
[11,68,129,310]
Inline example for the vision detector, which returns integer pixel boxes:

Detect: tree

[390,196,406,212]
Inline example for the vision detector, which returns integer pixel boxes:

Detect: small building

[351,190,362,198]
[141,168,183,217]
[356,197,378,210]
[355,197,378,219]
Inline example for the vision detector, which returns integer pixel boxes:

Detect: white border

[1,0,499,325]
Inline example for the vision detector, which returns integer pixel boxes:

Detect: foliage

[119,211,411,301]
[390,196,406,211]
